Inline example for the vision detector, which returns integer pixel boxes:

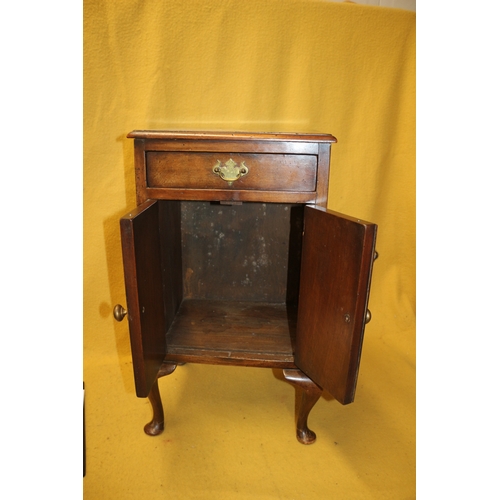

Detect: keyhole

[344,314,351,323]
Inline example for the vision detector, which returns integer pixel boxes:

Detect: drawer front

[146,152,317,192]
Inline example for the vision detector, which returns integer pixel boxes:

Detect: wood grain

[128,130,337,143]
[294,206,377,404]
[120,200,167,397]
[146,152,317,192]
[164,299,297,367]
[179,201,303,303]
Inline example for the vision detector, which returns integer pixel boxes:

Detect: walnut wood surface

[133,134,333,205]
[283,369,323,444]
[179,201,303,303]
[119,130,377,444]
[146,152,317,192]
[158,201,183,330]
[128,130,337,143]
[143,187,318,204]
[120,200,167,398]
[144,379,165,436]
[164,299,296,367]
[294,206,377,404]
[316,142,331,207]
[143,139,320,154]
[143,364,178,436]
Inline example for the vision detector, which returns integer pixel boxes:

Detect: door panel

[294,206,377,404]
[120,200,166,397]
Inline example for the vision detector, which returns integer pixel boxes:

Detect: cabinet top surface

[127,130,337,143]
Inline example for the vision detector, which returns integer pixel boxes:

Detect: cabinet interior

[158,200,306,366]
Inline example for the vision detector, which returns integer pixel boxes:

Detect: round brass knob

[113,304,128,322]
[374,251,379,260]
[365,309,372,324]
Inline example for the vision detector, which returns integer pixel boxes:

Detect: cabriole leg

[283,368,322,445]
[143,363,177,436]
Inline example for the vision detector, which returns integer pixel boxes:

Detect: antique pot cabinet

[114,131,377,444]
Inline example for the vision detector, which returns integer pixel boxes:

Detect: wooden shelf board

[165,299,296,366]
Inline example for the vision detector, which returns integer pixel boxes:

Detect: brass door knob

[113,304,128,322]
[374,250,379,260]
[365,309,372,324]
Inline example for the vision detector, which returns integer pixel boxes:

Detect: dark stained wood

[180,201,302,302]
[157,362,178,379]
[164,299,296,367]
[158,201,183,335]
[127,130,337,143]
[132,132,335,205]
[283,369,323,444]
[133,139,148,205]
[120,200,167,398]
[286,205,305,305]
[146,152,317,192]
[316,142,332,207]
[143,139,320,155]
[294,206,377,405]
[144,187,317,204]
[143,363,178,436]
[144,379,165,436]
[116,130,377,443]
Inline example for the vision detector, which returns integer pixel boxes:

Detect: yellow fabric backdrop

[84,1,415,498]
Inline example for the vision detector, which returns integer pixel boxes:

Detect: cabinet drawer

[146,152,317,192]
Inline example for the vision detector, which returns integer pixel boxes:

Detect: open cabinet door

[120,200,166,397]
[295,206,377,404]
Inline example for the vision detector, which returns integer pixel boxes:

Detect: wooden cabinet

[114,131,377,444]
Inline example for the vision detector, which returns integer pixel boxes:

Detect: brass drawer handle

[212,159,248,185]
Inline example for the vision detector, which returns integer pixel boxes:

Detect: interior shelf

[164,299,297,367]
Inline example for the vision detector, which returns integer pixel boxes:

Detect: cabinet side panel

[295,206,376,404]
[120,200,167,397]
[134,139,148,205]
[315,143,332,207]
